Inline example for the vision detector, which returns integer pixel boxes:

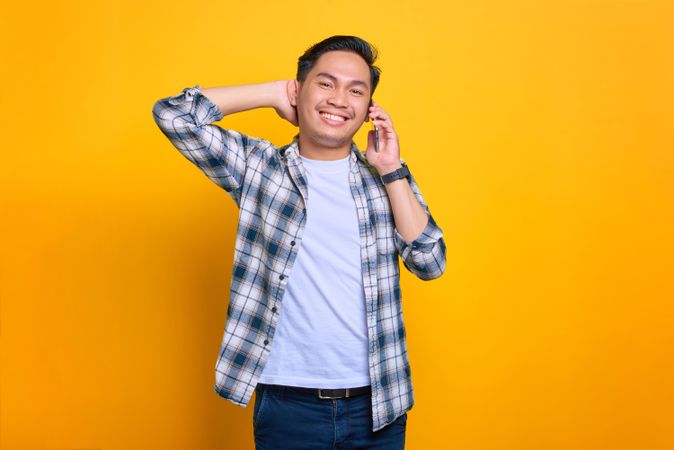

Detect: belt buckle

[318,388,348,399]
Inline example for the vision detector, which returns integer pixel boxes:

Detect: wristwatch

[380,165,411,185]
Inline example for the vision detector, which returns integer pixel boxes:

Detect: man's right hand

[273,80,299,127]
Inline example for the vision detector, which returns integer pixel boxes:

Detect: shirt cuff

[167,85,224,123]
[394,212,443,256]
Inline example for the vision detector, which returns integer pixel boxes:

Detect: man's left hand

[366,101,403,175]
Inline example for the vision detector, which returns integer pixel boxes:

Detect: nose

[327,89,348,108]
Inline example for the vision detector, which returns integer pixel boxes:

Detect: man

[152,35,446,449]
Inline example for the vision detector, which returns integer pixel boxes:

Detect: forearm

[201,81,282,117]
[383,167,429,243]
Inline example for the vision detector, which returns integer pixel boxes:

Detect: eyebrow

[315,72,370,90]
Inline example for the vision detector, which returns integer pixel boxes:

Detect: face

[292,50,372,151]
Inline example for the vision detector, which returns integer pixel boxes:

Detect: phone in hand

[374,122,380,152]
[369,98,379,152]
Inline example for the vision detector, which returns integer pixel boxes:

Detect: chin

[303,130,350,148]
[325,134,355,147]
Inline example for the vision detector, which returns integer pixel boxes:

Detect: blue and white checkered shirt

[152,85,446,432]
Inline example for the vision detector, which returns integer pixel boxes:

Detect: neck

[297,133,351,161]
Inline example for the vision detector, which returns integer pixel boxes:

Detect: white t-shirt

[258,152,370,388]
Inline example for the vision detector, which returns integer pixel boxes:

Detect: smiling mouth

[319,111,349,126]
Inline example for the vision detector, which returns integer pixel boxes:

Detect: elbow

[151,99,170,132]
[151,98,196,138]
[405,239,446,281]
[414,260,446,281]
[402,253,446,281]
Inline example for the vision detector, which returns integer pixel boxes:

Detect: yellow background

[2,0,673,448]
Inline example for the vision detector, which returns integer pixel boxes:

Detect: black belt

[259,383,371,399]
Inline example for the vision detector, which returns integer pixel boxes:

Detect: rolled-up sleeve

[151,85,260,205]
[393,167,447,280]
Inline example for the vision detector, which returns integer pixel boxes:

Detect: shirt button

[271,306,277,313]
[279,275,285,280]
[290,241,296,246]
[264,339,269,345]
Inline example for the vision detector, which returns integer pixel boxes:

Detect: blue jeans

[253,383,407,449]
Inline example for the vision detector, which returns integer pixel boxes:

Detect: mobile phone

[373,122,380,152]
[370,99,379,152]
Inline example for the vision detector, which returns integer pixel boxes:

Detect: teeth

[320,112,346,122]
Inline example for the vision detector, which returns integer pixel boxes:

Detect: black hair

[296,35,381,99]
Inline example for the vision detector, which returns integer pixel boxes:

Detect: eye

[351,89,364,95]
[319,81,332,88]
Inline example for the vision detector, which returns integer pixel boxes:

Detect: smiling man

[152,35,446,449]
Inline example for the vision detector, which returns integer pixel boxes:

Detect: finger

[369,106,385,118]
[369,103,388,115]
[369,110,391,124]
[371,116,394,132]
[367,129,376,149]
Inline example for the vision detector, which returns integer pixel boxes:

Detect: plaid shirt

[152,85,446,432]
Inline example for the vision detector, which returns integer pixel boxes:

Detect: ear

[365,98,372,122]
[288,79,299,107]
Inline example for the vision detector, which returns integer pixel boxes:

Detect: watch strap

[381,165,411,184]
